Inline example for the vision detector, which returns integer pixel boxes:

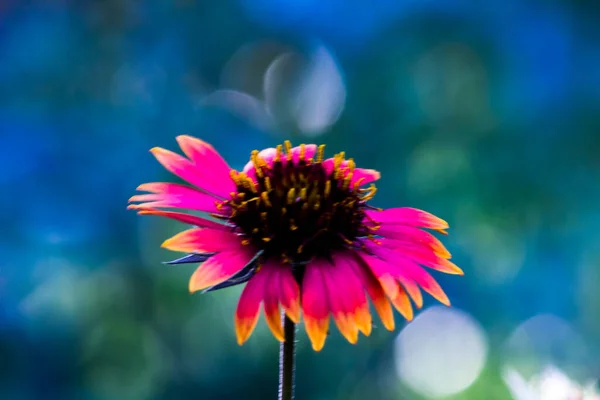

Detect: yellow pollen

[361,184,377,201]
[251,150,264,178]
[287,188,296,204]
[299,187,307,200]
[275,145,283,162]
[333,153,345,179]
[316,145,326,163]
[346,159,355,175]
[343,172,353,190]
[229,170,240,183]
[260,192,272,207]
[300,144,306,160]
[324,181,331,197]
[264,176,272,191]
[353,178,365,191]
[284,140,292,157]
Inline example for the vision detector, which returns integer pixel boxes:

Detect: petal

[331,253,372,336]
[189,249,256,293]
[135,209,230,231]
[376,225,449,257]
[388,246,463,275]
[363,243,423,307]
[290,144,317,164]
[351,168,380,187]
[243,147,279,178]
[128,183,221,213]
[322,263,359,344]
[176,135,232,179]
[235,268,269,345]
[301,260,330,351]
[347,252,395,331]
[162,228,243,253]
[370,245,450,306]
[279,267,301,323]
[396,275,423,309]
[366,207,449,230]
[359,253,398,298]
[382,236,451,259]
[262,265,285,341]
[389,284,414,321]
[150,146,233,198]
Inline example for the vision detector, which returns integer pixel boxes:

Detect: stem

[278,312,297,400]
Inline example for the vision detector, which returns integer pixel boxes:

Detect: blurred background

[1,0,600,399]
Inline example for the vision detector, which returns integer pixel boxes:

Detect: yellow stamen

[287,188,296,204]
[261,192,272,207]
[316,145,326,163]
[275,145,283,162]
[284,140,292,157]
[299,188,307,200]
[352,178,365,191]
[300,144,306,160]
[324,181,331,198]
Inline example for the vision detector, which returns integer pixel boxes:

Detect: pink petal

[134,209,230,231]
[350,168,380,187]
[382,242,462,275]
[262,266,284,341]
[331,253,372,336]
[346,252,395,331]
[150,146,234,198]
[278,267,301,323]
[302,260,330,351]
[375,225,448,255]
[235,267,269,344]
[161,228,246,253]
[242,147,279,178]
[380,236,451,259]
[176,135,232,179]
[359,252,400,299]
[321,261,359,344]
[290,144,317,164]
[128,182,221,213]
[366,208,449,230]
[361,242,422,307]
[189,249,255,292]
[369,245,450,306]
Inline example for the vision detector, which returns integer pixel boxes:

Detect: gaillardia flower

[128,135,462,351]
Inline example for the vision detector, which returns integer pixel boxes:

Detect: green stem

[278,312,297,400]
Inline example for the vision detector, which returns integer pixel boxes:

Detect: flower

[128,135,463,351]
[503,365,600,400]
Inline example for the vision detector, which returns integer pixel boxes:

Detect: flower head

[128,135,463,351]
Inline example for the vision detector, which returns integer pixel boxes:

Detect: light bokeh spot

[394,306,488,398]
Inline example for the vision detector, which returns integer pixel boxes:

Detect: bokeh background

[2,1,600,399]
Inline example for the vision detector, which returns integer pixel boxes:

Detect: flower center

[216,142,378,264]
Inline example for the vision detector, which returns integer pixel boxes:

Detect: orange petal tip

[149,146,165,153]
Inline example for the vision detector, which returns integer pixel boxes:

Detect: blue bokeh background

[1,1,600,399]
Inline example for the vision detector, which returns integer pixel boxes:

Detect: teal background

[1,0,599,399]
